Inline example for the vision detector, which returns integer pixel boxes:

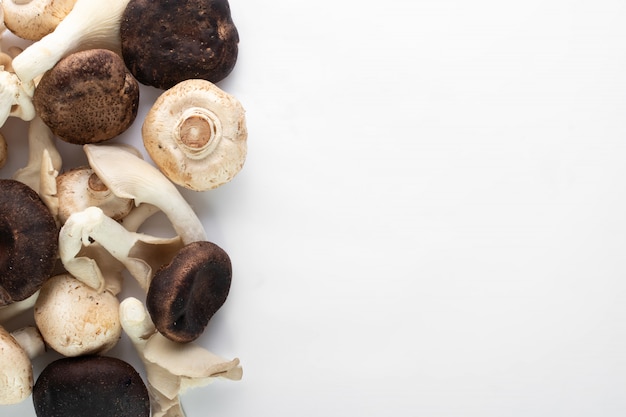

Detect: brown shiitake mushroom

[33,355,150,417]
[146,241,232,343]
[33,48,140,144]
[0,179,58,306]
[120,0,239,89]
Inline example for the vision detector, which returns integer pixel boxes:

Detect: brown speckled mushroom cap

[33,48,140,144]
[33,355,150,417]
[147,241,232,343]
[120,0,239,89]
[0,179,58,307]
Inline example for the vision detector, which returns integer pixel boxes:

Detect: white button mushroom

[34,274,122,357]
[0,325,45,405]
[143,79,248,191]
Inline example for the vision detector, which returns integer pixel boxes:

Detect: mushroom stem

[10,326,45,359]
[13,115,62,195]
[11,0,131,86]
[84,143,207,244]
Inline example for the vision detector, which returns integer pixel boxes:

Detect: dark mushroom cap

[120,0,239,89]
[0,179,58,306]
[147,240,232,343]
[33,49,140,144]
[33,355,150,417]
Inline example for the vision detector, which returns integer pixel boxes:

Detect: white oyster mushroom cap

[0,70,35,127]
[84,143,207,244]
[11,0,130,86]
[0,325,34,405]
[143,79,248,191]
[2,0,78,41]
[34,274,122,357]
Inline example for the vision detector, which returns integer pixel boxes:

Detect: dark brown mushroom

[33,355,150,417]
[146,240,232,343]
[0,179,58,307]
[33,48,140,145]
[120,0,239,89]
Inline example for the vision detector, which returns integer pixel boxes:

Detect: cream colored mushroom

[0,69,35,126]
[120,297,242,417]
[34,273,122,357]
[2,0,78,41]
[11,0,130,86]
[142,79,247,191]
[0,325,45,405]
[84,143,207,244]
[12,115,62,195]
[59,206,183,293]
[55,166,133,225]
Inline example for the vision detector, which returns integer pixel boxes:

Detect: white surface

[2,0,626,416]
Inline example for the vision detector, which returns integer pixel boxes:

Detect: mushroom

[2,0,78,41]
[0,179,58,306]
[12,115,62,195]
[120,0,239,89]
[33,355,150,417]
[59,206,183,293]
[55,166,134,224]
[0,132,7,168]
[11,0,131,86]
[33,48,140,144]
[84,143,207,244]
[0,291,39,324]
[147,240,232,343]
[0,69,35,127]
[0,325,45,405]
[33,273,122,357]
[143,79,248,191]
[120,297,242,417]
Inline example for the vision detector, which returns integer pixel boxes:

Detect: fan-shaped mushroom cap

[147,241,232,343]
[120,0,239,89]
[33,355,150,417]
[143,79,247,191]
[33,48,139,144]
[0,179,58,306]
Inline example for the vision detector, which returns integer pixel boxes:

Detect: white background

[3,0,626,416]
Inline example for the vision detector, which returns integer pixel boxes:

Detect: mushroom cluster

[0,0,246,416]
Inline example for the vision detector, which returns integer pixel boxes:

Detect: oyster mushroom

[59,206,183,293]
[0,69,35,127]
[11,0,131,86]
[84,143,207,244]
[120,0,239,89]
[33,355,150,417]
[55,166,134,224]
[120,297,242,417]
[33,48,140,144]
[147,240,232,343]
[143,79,247,191]
[34,273,122,357]
[0,325,45,405]
[0,179,58,306]
[2,0,78,41]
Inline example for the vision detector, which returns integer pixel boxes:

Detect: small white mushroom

[0,325,45,405]
[12,115,62,194]
[84,143,207,244]
[11,0,131,86]
[59,206,183,292]
[55,166,133,224]
[34,273,122,357]
[120,297,242,417]
[143,79,248,191]
[0,69,35,127]
[2,0,78,41]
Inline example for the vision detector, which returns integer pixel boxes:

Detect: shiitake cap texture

[120,0,239,89]
[147,241,232,343]
[33,49,140,144]
[33,356,150,417]
[0,179,58,306]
